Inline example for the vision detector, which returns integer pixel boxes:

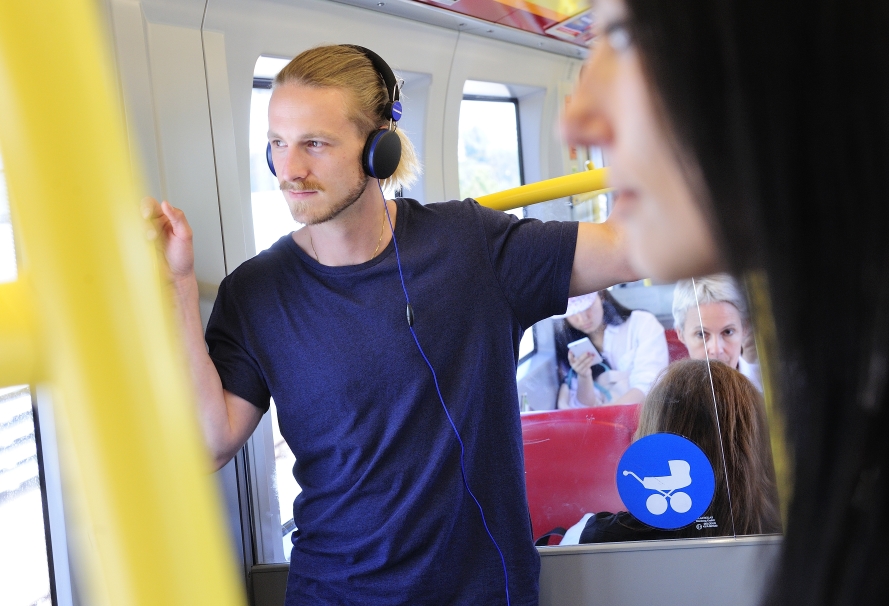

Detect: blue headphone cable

[380,187,511,606]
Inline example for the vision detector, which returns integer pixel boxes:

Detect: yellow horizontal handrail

[0,1,243,604]
[475,167,611,211]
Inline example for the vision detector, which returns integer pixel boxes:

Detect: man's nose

[279,147,310,182]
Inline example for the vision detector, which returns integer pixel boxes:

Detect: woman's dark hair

[624,0,889,602]
[554,290,634,379]
[638,359,781,537]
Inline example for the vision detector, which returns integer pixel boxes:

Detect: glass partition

[523,192,782,546]
[522,274,781,546]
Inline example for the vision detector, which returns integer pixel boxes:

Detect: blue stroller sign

[616,433,716,530]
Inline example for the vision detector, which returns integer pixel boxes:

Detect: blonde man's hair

[274,45,421,192]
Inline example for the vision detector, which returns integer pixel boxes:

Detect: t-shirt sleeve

[472,201,578,329]
[205,278,271,412]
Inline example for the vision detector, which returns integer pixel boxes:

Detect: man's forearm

[171,273,238,468]
[570,221,639,297]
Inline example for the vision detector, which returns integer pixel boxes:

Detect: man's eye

[308,140,323,148]
[271,140,284,147]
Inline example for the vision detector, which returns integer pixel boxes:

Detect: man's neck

[296,186,394,267]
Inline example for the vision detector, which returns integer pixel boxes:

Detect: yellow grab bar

[475,167,611,211]
[0,1,243,604]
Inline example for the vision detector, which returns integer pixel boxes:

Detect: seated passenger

[672,274,763,391]
[554,291,668,407]
[577,359,781,543]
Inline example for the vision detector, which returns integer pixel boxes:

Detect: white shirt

[738,356,763,392]
[568,310,670,406]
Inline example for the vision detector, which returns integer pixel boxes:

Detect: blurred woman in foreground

[564,0,889,602]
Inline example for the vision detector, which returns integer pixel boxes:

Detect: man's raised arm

[144,198,263,470]
[569,210,639,297]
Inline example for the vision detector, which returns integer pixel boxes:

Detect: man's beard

[282,173,370,225]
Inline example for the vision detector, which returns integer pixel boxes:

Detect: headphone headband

[343,44,401,122]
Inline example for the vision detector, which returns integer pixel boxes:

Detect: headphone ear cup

[362,130,402,180]
[266,142,276,176]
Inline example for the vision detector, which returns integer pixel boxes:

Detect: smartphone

[568,337,603,365]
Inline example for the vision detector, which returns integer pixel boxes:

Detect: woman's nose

[562,49,614,149]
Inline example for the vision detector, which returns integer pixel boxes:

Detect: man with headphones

[147,44,636,605]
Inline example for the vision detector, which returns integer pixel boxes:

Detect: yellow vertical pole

[0,2,244,605]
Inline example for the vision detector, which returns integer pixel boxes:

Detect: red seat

[521,404,641,545]
[665,328,689,363]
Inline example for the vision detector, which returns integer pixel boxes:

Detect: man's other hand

[143,197,195,283]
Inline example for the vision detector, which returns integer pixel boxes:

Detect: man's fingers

[160,200,193,238]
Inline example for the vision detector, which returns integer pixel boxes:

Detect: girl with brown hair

[580,359,781,542]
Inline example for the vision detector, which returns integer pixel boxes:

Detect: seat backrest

[665,328,689,363]
[521,404,641,544]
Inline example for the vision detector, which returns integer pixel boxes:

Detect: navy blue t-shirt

[206,198,577,605]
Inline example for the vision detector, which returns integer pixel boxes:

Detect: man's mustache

[281,180,325,192]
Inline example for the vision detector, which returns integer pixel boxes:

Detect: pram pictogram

[623,460,693,515]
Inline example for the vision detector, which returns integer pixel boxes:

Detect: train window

[248,57,303,562]
[458,81,534,361]
[0,155,16,282]
[251,56,300,255]
[458,81,525,218]
[0,155,54,605]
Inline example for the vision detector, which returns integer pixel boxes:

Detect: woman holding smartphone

[554,291,668,407]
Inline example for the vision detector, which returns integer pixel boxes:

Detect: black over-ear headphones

[266,45,403,180]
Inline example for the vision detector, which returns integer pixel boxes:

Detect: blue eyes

[269,140,325,149]
[695,330,737,340]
